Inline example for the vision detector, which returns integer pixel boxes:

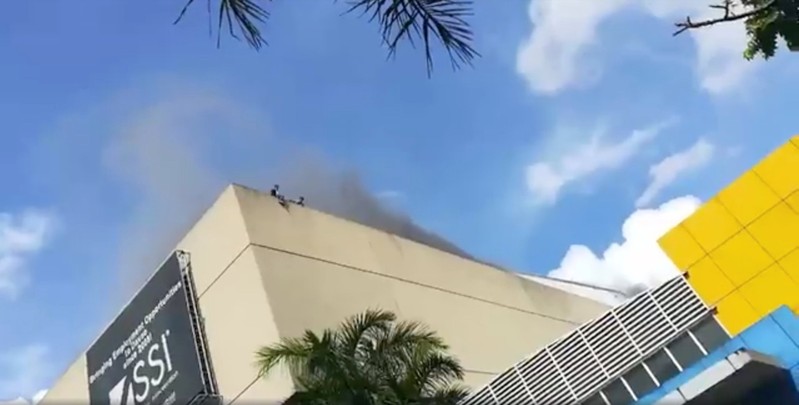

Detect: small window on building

[690,316,729,354]
[644,349,680,384]
[667,333,704,369]
[582,393,608,405]
[622,364,657,397]
[602,379,634,405]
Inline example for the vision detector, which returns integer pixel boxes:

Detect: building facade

[461,135,799,404]
[40,185,610,403]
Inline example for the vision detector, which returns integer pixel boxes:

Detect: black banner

[86,253,206,405]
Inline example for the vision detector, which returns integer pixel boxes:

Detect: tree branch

[673,0,777,35]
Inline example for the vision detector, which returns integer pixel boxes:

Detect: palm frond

[254,333,314,378]
[338,308,396,357]
[344,0,480,75]
[175,0,478,73]
[367,319,455,401]
[255,329,345,380]
[174,0,270,49]
[255,310,466,404]
[379,319,447,354]
[283,390,327,405]
[413,353,465,393]
[373,318,448,374]
[417,384,471,404]
[303,329,346,377]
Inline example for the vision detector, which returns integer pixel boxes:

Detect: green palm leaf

[173,0,478,74]
[255,309,469,404]
[344,0,479,74]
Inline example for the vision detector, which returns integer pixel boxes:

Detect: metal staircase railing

[178,250,223,405]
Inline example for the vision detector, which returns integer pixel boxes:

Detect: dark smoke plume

[272,155,475,261]
[48,83,475,308]
[622,283,648,297]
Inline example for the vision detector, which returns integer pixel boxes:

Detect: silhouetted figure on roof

[270,184,289,208]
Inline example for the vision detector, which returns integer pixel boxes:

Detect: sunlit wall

[659,136,799,336]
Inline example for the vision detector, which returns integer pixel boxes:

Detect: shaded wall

[636,306,799,404]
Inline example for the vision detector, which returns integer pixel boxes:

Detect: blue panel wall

[634,306,799,405]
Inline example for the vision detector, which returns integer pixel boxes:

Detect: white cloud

[650,1,756,93]
[0,345,51,404]
[0,398,28,405]
[547,195,701,304]
[516,0,631,94]
[517,0,756,95]
[31,391,46,405]
[525,123,664,203]
[636,138,715,207]
[0,210,56,299]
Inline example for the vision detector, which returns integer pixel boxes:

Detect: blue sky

[1,0,799,401]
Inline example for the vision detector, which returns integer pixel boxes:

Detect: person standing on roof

[291,196,305,207]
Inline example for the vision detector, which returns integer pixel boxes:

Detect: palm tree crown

[173,0,479,75]
[255,309,470,405]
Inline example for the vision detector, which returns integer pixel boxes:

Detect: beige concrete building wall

[40,184,609,404]
[231,185,609,400]
[38,355,90,402]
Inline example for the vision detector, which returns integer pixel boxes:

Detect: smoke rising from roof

[273,155,474,261]
[85,83,474,302]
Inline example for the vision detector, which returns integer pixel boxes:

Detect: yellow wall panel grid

[787,191,799,214]
[682,198,742,252]
[753,143,799,198]
[658,225,706,271]
[716,291,759,336]
[747,203,799,260]
[718,170,780,226]
[656,136,799,335]
[780,249,799,283]
[709,230,774,286]
[740,264,799,319]
[686,256,734,305]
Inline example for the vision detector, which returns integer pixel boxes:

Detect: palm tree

[173,0,479,75]
[255,309,470,404]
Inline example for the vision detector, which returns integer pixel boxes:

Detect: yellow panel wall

[658,225,704,271]
[681,198,741,252]
[781,249,799,283]
[685,256,734,305]
[787,190,799,214]
[715,291,759,336]
[709,230,773,285]
[754,140,799,198]
[740,264,799,319]
[658,138,799,337]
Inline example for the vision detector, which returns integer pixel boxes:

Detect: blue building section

[636,305,799,404]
